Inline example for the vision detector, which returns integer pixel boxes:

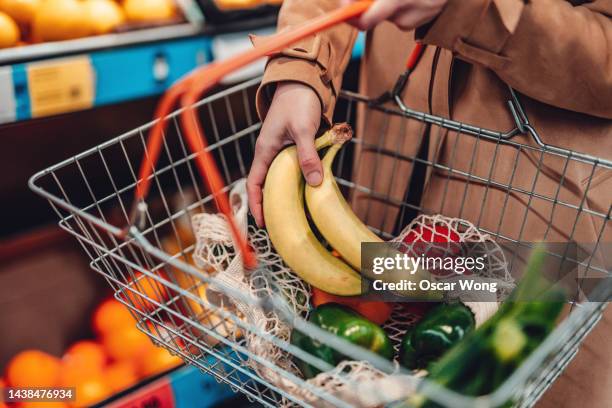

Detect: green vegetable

[413,244,566,407]
[290,303,394,378]
[399,302,475,369]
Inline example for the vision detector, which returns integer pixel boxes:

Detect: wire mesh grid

[29,77,610,407]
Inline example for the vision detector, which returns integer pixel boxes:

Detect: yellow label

[27,56,95,118]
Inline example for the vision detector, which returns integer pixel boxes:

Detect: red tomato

[402,222,466,277]
[403,224,460,244]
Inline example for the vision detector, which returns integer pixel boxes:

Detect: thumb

[295,138,323,186]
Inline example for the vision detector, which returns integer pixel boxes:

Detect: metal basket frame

[29,76,611,408]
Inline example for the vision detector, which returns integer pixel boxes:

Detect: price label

[27,56,95,118]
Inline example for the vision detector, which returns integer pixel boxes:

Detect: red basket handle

[405,42,425,71]
[133,1,374,268]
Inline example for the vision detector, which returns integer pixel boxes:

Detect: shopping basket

[29,73,611,407]
[29,2,611,407]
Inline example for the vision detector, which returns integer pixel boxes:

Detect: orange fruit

[62,341,107,375]
[70,374,111,408]
[124,273,169,313]
[0,11,19,48]
[92,299,136,336]
[137,346,182,378]
[0,0,40,24]
[122,0,175,22]
[5,350,61,387]
[20,403,70,408]
[102,361,138,392]
[31,0,91,42]
[58,362,85,388]
[83,0,124,35]
[102,325,151,362]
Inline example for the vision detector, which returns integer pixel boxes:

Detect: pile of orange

[2,299,182,407]
[0,0,178,48]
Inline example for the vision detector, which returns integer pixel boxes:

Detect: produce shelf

[0,24,202,66]
[0,20,364,125]
[0,24,211,124]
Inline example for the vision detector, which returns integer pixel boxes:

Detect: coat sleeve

[417,0,612,119]
[254,0,358,124]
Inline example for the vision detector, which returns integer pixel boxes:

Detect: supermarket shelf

[0,22,364,125]
[0,13,280,66]
[0,24,202,65]
[1,36,211,123]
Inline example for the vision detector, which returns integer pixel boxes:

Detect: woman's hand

[344,0,447,31]
[247,82,323,227]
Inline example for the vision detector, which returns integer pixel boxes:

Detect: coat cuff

[254,33,338,125]
[256,57,336,125]
[418,0,525,59]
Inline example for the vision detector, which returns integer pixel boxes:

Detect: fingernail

[306,171,322,185]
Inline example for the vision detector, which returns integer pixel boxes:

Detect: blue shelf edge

[2,30,365,124]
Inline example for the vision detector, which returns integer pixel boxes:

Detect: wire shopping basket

[29,74,610,407]
[29,2,611,406]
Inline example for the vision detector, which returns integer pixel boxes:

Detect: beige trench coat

[255,0,612,406]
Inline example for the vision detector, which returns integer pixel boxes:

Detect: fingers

[247,137,281,227]
[390,10,424,31]
[288,119,322,186]
[390,4,439,30]
[295,137,323,186]
[346,0,440,32]
[353,0,407,31]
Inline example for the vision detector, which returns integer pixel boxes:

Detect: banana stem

[315,123,353,150]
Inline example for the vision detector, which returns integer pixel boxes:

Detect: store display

[2,299,183,407]
[0,0,184,47]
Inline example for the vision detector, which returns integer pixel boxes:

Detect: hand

[247,82,323,227]
[344,0,447,31]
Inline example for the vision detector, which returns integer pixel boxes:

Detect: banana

[305,125,440,300]
[263,124,362,296]
[304,133,379,270]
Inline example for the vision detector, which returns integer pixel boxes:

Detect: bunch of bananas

[263,123,433,297]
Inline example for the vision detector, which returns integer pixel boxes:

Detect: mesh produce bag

[192,179,513,407]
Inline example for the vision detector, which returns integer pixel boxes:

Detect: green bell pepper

[290,303,394,379]
[399,302,475,370]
